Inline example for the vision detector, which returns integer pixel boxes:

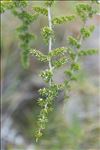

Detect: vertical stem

[48,6,52,85]
[48,7,52,52]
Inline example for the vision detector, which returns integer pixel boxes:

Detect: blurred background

[1,1,100,150]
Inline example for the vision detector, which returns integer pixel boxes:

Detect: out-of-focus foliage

[36,110,85,150]
[0,0,28,13]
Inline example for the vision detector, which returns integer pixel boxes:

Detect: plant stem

[64,20,87,102]
[36,6,53,142]
[38,6,53,129]
[48,6,53,86]
[74,20,87,63]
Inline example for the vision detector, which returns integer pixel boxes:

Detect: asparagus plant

[1,0,99,142]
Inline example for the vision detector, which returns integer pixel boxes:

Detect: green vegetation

[1,0,99,143]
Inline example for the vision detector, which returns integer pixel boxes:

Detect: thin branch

[48,6,53,85]
[64,20,87,103]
